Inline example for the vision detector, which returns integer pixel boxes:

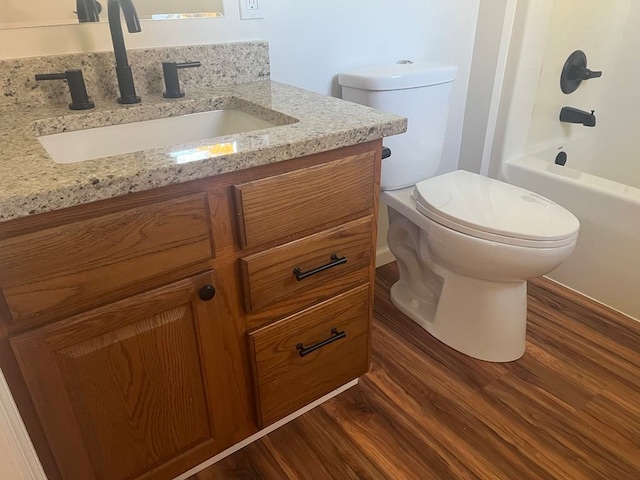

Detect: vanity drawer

[233,149,375,249]
[248,285,370,427]
[240,216,372,314]
[0,194,213,331]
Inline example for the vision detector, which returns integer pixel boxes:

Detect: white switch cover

[239,0,264,20]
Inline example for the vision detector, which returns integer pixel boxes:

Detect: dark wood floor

[193,263,640,480]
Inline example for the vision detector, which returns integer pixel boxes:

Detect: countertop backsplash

[0,41,270,109]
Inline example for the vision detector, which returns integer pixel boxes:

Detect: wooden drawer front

[240,216,372,313]
[233,150,375,248]
[249,285,370,427]
[0,194,213,330]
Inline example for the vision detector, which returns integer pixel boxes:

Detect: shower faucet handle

[561,50,603,94]
[569,65,602,81]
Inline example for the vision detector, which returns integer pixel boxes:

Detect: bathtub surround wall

[524,0,629,155]
[492,0,640,320]
[585,1,640,187]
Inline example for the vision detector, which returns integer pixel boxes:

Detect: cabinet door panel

[11,272,230,480]
[55,306,210,480]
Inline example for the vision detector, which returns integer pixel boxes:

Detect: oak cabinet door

[10,271,234,480]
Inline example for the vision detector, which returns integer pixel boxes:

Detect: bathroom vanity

[0,42,405,480]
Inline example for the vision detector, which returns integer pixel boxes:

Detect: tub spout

[560,107,596,127]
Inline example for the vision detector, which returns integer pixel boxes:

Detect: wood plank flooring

[193,263,640,480]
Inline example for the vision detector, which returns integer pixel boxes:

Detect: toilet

[339,61,579,362]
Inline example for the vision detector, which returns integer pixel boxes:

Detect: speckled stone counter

[0,43,406,222]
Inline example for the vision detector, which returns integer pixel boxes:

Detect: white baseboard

[173,379,359,480]
[375,246,395,268]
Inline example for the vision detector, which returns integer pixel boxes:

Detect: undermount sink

[38,109,280,164]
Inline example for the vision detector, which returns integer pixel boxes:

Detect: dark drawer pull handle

[296,328,347,357]
[293,254,346,281]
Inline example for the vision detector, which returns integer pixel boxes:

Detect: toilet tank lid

[338,61,457,91]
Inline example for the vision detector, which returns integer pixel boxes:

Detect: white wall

[0,371,47,479]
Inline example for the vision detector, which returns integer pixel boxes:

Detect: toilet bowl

[338,61,580,362]
[381,170,578,362]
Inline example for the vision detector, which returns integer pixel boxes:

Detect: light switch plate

[239,0,264,20]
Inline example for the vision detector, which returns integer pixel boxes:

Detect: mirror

[0,0,224,29]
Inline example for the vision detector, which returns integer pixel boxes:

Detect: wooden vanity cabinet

[0,140,382,480]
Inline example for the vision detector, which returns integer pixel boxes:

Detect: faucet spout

[559,107,596,127]
[108,0,141,104]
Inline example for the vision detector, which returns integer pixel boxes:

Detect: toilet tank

[339,61,457,190]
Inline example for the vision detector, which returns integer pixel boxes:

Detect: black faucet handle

[162,61,202,98]
[35,69,95,110]
[176,62,202,69]
[561,51,603,94]
[569,65,602,81]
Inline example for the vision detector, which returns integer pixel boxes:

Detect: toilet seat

[413,170,580,248]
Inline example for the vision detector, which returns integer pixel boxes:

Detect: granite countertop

[0,41,406,222]
[0,80,406,222]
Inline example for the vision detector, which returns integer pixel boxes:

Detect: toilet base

[390,273,527,362]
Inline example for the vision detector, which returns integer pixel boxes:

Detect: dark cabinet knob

[198,284,216,301]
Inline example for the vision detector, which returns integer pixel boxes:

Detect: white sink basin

[38,109,278,164]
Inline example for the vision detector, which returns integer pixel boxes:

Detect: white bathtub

[502,148,640,320]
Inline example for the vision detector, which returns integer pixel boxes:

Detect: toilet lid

[414,170,580,245]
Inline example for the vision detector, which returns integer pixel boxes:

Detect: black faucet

[560,107,596,127]
[108,0,141,104]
